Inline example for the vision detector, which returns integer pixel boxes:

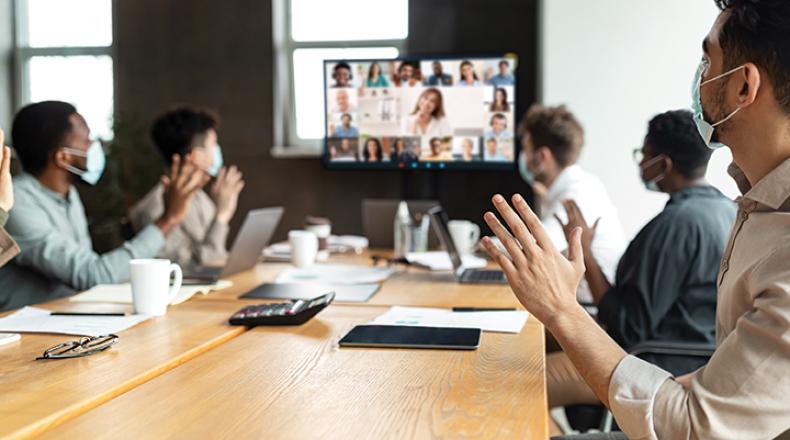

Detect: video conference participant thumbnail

[327,138,359,162]
[425,61,453,86]
[487,59,515,86]
[400,88,452,137]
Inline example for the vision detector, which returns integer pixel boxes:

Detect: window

[14,0,114,139]
[274,0,408,150]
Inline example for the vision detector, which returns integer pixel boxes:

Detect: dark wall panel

[113,0,538,242]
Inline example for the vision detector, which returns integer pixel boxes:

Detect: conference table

[0,252,548,439]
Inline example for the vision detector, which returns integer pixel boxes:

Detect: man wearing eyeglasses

[545,109,736,411]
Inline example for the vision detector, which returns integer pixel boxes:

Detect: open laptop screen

[427,206,464,271]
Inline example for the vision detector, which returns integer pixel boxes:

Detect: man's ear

[537,145,553,164]
[52,147,71,169]
[659,155,674,176]
[737,62,761,109]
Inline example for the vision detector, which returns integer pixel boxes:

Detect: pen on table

[50,312,127,317]
[452,307,517,312]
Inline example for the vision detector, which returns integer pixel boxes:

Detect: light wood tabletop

[0,271,259,440]
[44,305,548,439]
[200,251,523,309]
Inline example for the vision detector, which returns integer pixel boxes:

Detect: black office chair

[562,340,716,434]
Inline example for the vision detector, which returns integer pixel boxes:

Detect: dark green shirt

[598,185,737,351]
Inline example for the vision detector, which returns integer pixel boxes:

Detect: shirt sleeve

[198,219,229,265]
[8,201,165,290]
[609,247,790,440]
[0,220,20,268]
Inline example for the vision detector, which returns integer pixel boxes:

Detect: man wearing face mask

[130,107,245,269]
[480,1,790,438]
[517,104,626,304]
[0,101,207,311]
[546,110,736,412]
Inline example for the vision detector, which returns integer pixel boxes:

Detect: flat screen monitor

[323,55,517,170]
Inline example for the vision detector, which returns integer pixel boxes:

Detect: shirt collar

[546,164,582,203]
[730,158,790,210]
[18,172,77,206]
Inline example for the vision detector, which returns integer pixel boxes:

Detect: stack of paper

[370,306,529,334]
[0,306,152,336]
[275,264,395,285]
[406,251,487,271]
[69,280,233,305]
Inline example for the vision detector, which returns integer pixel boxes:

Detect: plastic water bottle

[393,201,411,257]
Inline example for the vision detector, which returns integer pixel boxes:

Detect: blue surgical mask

[639,154,666,192]
[691,60,744,149]
[518,150,535,185]
[63,141,106,185]
[207,144,223,177]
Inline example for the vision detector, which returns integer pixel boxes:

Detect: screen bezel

[322,54,519,171]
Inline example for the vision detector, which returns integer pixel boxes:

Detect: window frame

[11,0,114,137]
[272,0,407,155]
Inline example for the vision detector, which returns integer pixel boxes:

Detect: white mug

[289,230,319,268]
[130,259,183,316]
[448,220,481,255]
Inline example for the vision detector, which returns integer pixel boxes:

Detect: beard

[705,82,731,144]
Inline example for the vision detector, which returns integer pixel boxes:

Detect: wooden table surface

[43,305,548,440]
[0,252,546,439]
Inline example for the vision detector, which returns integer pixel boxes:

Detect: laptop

[184,207,284,283]
[428,206,507,285]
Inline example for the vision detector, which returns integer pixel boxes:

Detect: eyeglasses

[36,334,118,360]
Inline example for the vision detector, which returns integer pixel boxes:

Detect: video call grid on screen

[323,55,517,170]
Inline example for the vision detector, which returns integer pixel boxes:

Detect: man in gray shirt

[0,101,208,311]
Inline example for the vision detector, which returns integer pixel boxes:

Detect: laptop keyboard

[462,270,507,283]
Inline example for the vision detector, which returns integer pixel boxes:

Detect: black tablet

[338,325,481,350]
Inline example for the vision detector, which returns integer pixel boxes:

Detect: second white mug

[448,220,481,255]
[289,230,319,268]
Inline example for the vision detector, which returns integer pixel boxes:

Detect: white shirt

[540,165,627,303]
[400,114,452,137]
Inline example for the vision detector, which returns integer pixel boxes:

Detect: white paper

[69,280,233,305]
[406,251,487,271]
[371,306,529,334]
[275,264,395,285]
[0,306,152,336]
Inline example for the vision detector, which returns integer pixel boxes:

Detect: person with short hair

[546,109,737,410]
[518,104,626,304]
[488,59,515,86]
[130,107,245,270]
[483,138,507,162]
[425,61,453,86]
[333,113,359,138]
[331,61,353,88]
[482,2,790,437]
[484,113,513,138]
[0,101,205,311]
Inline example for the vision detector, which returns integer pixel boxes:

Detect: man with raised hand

[481,1,790,437]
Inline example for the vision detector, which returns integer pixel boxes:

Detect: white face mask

[691,60,745,149]
[640,154,666,192]
[62,140,106,185]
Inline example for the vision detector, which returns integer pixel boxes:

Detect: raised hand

[156,155,210,235]
[0,129,13,213]
[210,165,245,224]
[480,194,585,325]
[555,199,599,254]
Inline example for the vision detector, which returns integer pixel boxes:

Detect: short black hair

[714,0,790,113]
[645,109,712,179]
[150,107,220,164]
[12,101,77,175]
[333,61,351,73]
[499,60,509,67]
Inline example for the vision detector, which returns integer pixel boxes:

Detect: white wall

[541,0,737,239]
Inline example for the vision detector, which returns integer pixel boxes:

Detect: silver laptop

[184,207,284,283]
[428,206,507,285]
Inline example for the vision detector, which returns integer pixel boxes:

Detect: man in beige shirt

[0,129,20,267]
[130,107,245,270]
[480,2,790,438]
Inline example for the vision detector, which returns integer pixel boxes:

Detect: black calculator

[228,292,335,326]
